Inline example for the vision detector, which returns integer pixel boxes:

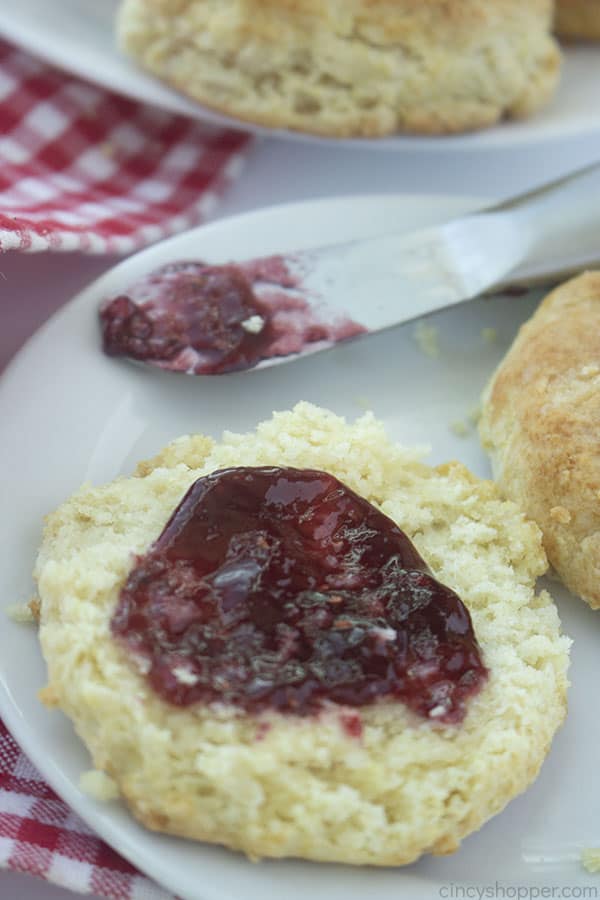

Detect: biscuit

[556,0,600,38]
[116,0,560,137]
[480,272,600,609]
[35,403,570,864]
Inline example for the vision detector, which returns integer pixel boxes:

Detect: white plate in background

[1,1,600,151]
[0,194,597,899]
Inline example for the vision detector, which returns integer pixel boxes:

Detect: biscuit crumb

[353,394,372,411]
[240,315,265,335]
[582,848,600,873]
[468,405,481,425]
[550,506,572,524]
[38,684,60,708]
[450,420,471,438]
[481,327,497,344]
[371,626,396,642]
[172,666,200,686]
[413,322,439,358]
[6,602,36,625]
[79,770,120,801]
[29,595,41,621]
[133,654,151,675]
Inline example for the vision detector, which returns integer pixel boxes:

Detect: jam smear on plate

[100,260,365,374]
[111,467,487,724]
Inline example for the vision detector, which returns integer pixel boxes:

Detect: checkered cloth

[0,721,173,898]
[0,34,254,899]
[0,38,253,254]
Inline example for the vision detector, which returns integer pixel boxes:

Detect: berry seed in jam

[111,467,488,724]
[100,260,365,374]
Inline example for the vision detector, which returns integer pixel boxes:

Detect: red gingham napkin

[0,720,173,898]
[0,38,253,254]
[0,34,255,899]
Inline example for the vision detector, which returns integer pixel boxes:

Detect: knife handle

[496,162,600,270]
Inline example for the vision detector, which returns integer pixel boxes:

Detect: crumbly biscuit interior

[35,403,570,865]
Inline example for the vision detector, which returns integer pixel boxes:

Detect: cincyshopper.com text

[439,884,598,900]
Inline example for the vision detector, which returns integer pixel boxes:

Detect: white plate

[0,194,598,900]
[1,1,600,151]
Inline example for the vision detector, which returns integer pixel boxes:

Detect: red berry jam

[111,467,487,723]
[99,260,365,374]
[100,264,270,374]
